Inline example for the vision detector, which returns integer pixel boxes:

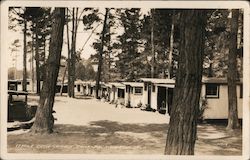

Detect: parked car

[8,90,37,122]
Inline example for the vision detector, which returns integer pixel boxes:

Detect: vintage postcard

[0,1,249,159]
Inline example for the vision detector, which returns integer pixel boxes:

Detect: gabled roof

[140,78,175,84]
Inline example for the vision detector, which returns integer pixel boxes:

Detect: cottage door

[157,86,167,114]
[148,83,151,107]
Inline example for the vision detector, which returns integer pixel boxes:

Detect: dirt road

[8,96,242,155]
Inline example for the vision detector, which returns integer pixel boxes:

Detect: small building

[8,79,33,92]
[122,82,144,107]
[201,77,243,119]
[86,81,96,96]
[8,80,21,91]
[140,77,243,119]
[107,82,125,104]
[140,78,175,114]
[75,79,85,94]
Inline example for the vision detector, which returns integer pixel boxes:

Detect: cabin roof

[107,82,125,88]
[8,80,22,82]
[202,77,243,84]
[140,78,175,84]
[122,82,143,87]
[75,79,84,84]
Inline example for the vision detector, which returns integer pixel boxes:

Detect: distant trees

[75,60,96,81]
[116,8,143,81]
[8,7,28,91]
[165,10,206,155]
[141,9,175,78]
[31,8,65,133]
[24,7,52,94]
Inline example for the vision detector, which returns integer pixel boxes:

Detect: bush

[198,97,208,122]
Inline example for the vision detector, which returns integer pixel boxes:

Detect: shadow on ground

[8,120,168,154]
[196,123,242,155]
[7,120,242,155]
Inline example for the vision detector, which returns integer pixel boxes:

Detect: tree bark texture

[66,9,72,97]
[227,9,240,130]
[60,64,67,96]
[22,16,27,91]
[95,8,109,99]
[35,22,41,94]
[168,10,175,79]
[150,9,155,78]
[164,10,206,155]
[68,8,78,98]
[31,33,35,92]
[31,8,65,134]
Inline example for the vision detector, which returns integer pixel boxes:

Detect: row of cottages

[64,77,243,120]
[138,77,243,119]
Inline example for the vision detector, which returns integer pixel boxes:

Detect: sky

[7,7,150,70]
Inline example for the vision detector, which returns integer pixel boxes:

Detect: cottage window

[205,84,219,98]
[134,87,143,95]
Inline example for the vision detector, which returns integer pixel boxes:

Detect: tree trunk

[150,9,155,78]
[69,8,75,98]
[164,10,206,155]
[66,8,72,97]
[60,64,67,96]
[30,8,65,134]
[43,35,46,80]
[68,8,78,98]
[227,9,240,130]
[22,16,27,91]
[35,23,41,94]
[168,10,175,79]
[95,8,109,99]
[31,32,35,92]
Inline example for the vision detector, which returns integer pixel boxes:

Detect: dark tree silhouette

[164,10,206,155]
[227,9,240,130]
[31,8,65,133]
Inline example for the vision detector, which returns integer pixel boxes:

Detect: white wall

[142,84,148,106]
[130,94,143,107]
[151,85,158,110]
[202,84,243,119]
[124,86,130,106]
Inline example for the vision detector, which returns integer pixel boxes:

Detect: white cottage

[122,82,144,107]
[75,79,84,94]
[107,82,125,104]
[84,81,95,96]
[140,77,243,119]
[140,78,175,114]
[201,77,243,119]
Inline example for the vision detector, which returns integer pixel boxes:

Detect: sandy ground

[7,95,242,155]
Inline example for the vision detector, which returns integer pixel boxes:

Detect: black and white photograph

[0,1,249,159]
